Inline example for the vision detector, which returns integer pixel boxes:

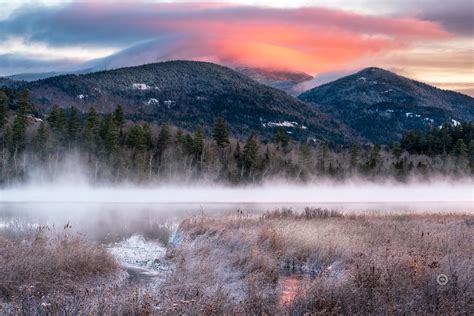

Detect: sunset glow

[0,0,472,94]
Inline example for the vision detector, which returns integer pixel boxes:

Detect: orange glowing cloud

[130,5,451,73]
[0,2,453,75]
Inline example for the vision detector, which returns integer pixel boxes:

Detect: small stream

[108,235,170,286]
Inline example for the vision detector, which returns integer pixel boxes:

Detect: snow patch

[405,112,414,118]
[146,98,159,106]
[108,235,166,270]
[452,119,461,126]
[357,77,367,82]
[382,89,393,94]
[386,109,394,113]
[132,83,151,90]
[77,94,87,100]
[163,100,175,108]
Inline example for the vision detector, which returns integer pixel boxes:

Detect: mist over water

[1,166,472,239]
[1,180,473,204]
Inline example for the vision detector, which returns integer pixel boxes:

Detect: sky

[0,0,473,95]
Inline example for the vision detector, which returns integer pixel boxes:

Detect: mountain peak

[298,68,474,143]
[24,60,348,143]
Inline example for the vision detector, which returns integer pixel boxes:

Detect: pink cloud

[2,2,452,74]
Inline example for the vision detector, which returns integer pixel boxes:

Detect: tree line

[0,90,473,185]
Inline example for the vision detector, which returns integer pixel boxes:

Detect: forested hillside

[299,67,474,143]
[22,61,348,143]
[1,90,472,184]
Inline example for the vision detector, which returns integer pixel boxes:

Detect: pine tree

[243,133,259,170]
[11,91,30,151]
[192,127,204,158]
[453,139,467,159]
[83,107,99,156]
[367,144,382,170]
[0,91,7,130]
[273,127,289,149]
[468,140,474,172]
[33,121,49,158]
[48,105,67,145]
[68,106,81,144]
[350,144,360,169]
[212,117,229,148]
[127,124,146,151]
[113,105,125,129]
[391,142,402,159]
[100,113,118,157]
[157,123,171,154]
[142,123,153,150]
[234,142,241,159]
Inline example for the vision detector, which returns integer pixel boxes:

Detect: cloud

[0,1,452,76]
[0,54,82,76]
[393,0,474,37]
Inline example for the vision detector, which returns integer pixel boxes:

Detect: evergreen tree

[453,139,468,160]
[391,142,402,159]
[243,133,259,170]
[367,144,382,170]
[234,142,241,159]
[0,91,7,130]
[68,106,81,144]
[468,140,474,172]
[273,127,289,149]
[142,123,153,150]
[350,145,360,169]
[83,107,99,156]
[175,129,185,144]
[212,117,230,148]
[127,124,146,151]
[192,127,204,158]
[113,105,125,129]
[48,105,67,145]
[11,91,30,151]
[33,121,49,158]
[100,113,118,157]
[157,123,171,154]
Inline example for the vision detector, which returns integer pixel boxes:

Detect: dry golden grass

[0,226,118,301]
[162,209,474,314]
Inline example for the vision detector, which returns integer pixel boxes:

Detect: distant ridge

[299,67,474,143]
[23,60,349,142]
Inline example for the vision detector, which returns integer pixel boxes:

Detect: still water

[1,201,472,241]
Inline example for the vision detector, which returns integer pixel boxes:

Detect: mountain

[25,61,349,142]
[6,68,96,82]
[236,67,313,96]
[299,67,474,143]
[0,77,25,89]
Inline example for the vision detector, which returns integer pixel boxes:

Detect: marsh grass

[0,226,118,303]
[161,209,474,314]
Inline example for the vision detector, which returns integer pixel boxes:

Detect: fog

[1,181,473,204]
[0,176,472,241]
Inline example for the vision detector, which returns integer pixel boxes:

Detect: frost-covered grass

[1,210,472,314]
[0,227,125,314]
[161,209,474,314]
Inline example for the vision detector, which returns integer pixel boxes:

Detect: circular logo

[437,274,449,285]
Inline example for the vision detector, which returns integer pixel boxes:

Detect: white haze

[1,180,473,205]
